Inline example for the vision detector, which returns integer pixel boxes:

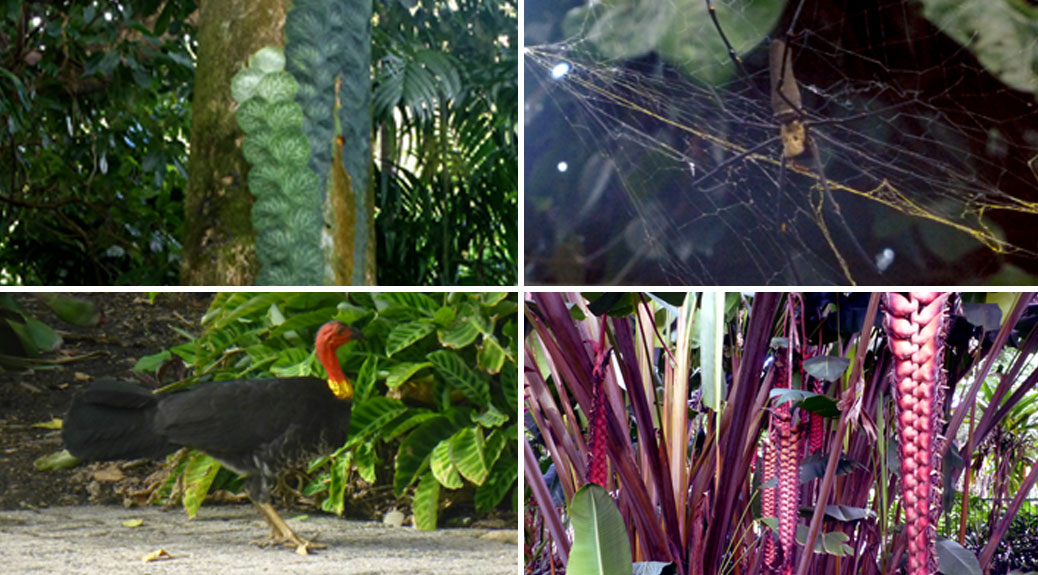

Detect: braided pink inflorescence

[883,292,951,575]
[586,347,611,487]
[771,354,799,575]
[761,435,778,568]
[807,360,825,454]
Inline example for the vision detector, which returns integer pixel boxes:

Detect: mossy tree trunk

[181,0,287,285]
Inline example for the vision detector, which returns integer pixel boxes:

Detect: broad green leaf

[354,356,378,401]
[430,440,464,489]
[412,471,440,531]
[449,426,489,484]
[799,394,841,418]
[961,302,1002,332]
[477,334,506,374]
[438,320,480,349]
[386,321,436,356]
[428,350,490,407]
[769,389,840,418]
[820,504,875,522]
[481,292,508,307]
[325,450,352,515]
[348,396,408,440]
[472,404,509,428]
[803,355,851,382]
[920,0,1037,96]
[794,524,853,556]
[383,410,438,442]
[387,361,432,389]
[35,294,99,326]
[936,535,982,575]
[378,292,440,315]
[182,453,220,518]
[698,292,723,411]
[354,442,376,483]
[133,350,172,373]
[501,360,518,414]
[393,415,459,495]
[567,484,633,575]
[33,449,80,471]
[475,449,517,512]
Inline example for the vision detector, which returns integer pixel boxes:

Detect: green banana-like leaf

[567,484,633,575]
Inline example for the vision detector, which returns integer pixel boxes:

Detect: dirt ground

[0,292,212,511]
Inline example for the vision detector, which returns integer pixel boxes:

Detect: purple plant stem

[524,436,570,563]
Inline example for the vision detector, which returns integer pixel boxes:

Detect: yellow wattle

[328,378,353,400]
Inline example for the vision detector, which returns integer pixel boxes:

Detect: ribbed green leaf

[182,453,220,519]
[428,350,490,407]
[412,471,440,531]
[472,404,509,428]
[438,320,480,349]
[348,396,408,440]
[387,321,436,356]
[567,484,633,575]
[325,449,351,515]
[477,334,506,374]
[354,356,378,401]
[474,447,517,512]
[387,361,432,389]
[430,440,463,489]
[448,426,489,485]
[393,415,459,495]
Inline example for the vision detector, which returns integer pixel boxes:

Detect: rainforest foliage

[0,0,516,286]
[525,292,1038,575]
[133,292,518,529]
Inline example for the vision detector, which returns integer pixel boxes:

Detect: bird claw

[250,532,325,554]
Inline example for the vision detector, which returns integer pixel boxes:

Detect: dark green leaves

[802,355,851,382]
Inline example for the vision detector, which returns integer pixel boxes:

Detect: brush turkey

[62,321,363,554]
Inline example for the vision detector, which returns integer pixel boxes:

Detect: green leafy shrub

[137,292,517,527]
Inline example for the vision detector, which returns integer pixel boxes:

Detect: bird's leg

[249,498,325,555]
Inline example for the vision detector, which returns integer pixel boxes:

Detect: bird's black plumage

[63,376,351,503]
[61,321,362,552]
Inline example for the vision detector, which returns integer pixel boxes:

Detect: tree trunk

[181,0,286,285]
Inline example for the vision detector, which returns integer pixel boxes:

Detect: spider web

[524,0,1038,285]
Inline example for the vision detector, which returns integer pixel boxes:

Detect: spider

[699,0,896,284]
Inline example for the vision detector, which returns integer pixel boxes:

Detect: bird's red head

[315,321,363,400]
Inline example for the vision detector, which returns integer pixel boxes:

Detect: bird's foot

[251,531,325,555]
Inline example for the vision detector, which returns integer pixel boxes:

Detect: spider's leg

[692,136,779,188]
[807,136,877,275]
[776,154,788,229]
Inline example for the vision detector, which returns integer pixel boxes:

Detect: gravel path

[0,505,518,574]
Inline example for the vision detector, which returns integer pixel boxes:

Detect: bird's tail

[63,380,174,461]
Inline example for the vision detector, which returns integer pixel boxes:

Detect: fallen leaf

[122,519,144,528]
[141,549,173,562]
[480,530,517,544]
[93,465,125,482]
[74,372,93,382]
[32,418,63,430]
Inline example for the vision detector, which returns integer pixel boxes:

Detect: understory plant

[524,292,1038,575]
[132,291,517,529]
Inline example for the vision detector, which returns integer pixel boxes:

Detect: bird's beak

[348,326,365,342]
